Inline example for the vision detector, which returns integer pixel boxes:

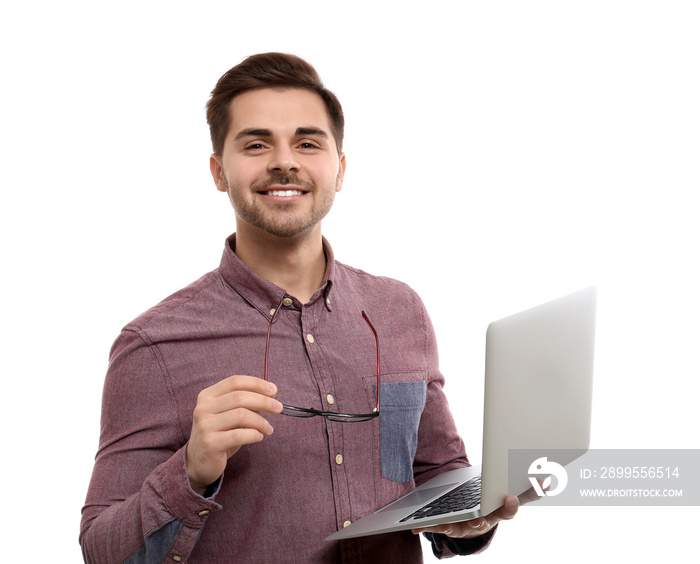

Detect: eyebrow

[234,128,272,141]
[234,126,329,141]
[295,127,328,139]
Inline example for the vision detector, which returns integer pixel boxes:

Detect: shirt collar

[219,233,335,317]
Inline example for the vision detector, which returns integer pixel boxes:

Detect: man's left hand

[410,494,520,539]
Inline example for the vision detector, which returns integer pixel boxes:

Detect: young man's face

[211,88,346,240]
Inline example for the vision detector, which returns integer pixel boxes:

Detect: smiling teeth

[266,190,303,197]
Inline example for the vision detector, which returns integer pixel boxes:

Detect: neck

[233,224,327,304]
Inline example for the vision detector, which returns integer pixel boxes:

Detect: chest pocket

[379,380,427,484]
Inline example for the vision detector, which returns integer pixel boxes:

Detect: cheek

[310,161,342,187]
[224,160,259,187]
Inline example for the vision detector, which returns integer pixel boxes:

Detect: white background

[2,1,698,561]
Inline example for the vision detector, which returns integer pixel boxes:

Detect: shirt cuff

[424,525,497,558]
[157,445,223,527]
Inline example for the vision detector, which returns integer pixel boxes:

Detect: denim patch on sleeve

[125,519,184,564]
[379,381,427,483]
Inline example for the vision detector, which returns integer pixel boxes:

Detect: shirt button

[326,298,332,306]
[173,556,182,562]
[282,297,293,307]
[343,520,352,528]
[306,334,315,344]
[335,454,343,465]
[269,308,276,316]
[326,394,335,405]
[197,509,210,517]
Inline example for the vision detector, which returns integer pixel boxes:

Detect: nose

[268,145,300,174]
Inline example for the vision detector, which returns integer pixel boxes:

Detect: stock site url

[579,488,683,498]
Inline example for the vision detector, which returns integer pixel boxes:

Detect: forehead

[227,88,333,138]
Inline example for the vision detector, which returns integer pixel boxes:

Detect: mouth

[261,189,305,197]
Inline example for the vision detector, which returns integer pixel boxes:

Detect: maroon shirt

[80,235,492,563]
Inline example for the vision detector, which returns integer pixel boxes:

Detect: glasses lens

[280,405,317,418]
[324,412,379,423]
[279,404,379,422]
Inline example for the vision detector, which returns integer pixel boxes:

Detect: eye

[298,141,320,151]
[245,143,267,151]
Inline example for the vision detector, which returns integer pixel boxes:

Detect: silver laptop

[326,286,596,541]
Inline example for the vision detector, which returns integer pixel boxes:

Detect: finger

[196,375,283,416]
[215,407,277,436]
[194,423,268,455]
[200,375,279,401]
[489,495,519,522]
[411,524,452,535]
[192,402,273,439]
[210,389,283,416]
[465,518,488,531]
[519,483,544,505]
[411,519,487,537]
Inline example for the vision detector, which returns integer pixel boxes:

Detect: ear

[335,152,346,193]
[210,154,227,192]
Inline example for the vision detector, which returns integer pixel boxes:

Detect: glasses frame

[263,298,380,422]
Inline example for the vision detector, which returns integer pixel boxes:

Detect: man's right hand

[186,375,283,495]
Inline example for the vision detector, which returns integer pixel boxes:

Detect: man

[80,53,520,563]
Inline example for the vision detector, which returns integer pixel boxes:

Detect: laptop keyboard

[399,475,482,523]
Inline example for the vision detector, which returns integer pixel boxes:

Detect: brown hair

[206,53,345,155]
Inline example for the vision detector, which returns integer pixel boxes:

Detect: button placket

[300,304,352,527]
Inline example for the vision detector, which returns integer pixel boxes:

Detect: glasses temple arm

[362,311,380,412]
[264,300,285,381]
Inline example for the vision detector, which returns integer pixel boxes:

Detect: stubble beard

[223,172,339,238]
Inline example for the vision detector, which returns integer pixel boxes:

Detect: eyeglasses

[263,298,381,422]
